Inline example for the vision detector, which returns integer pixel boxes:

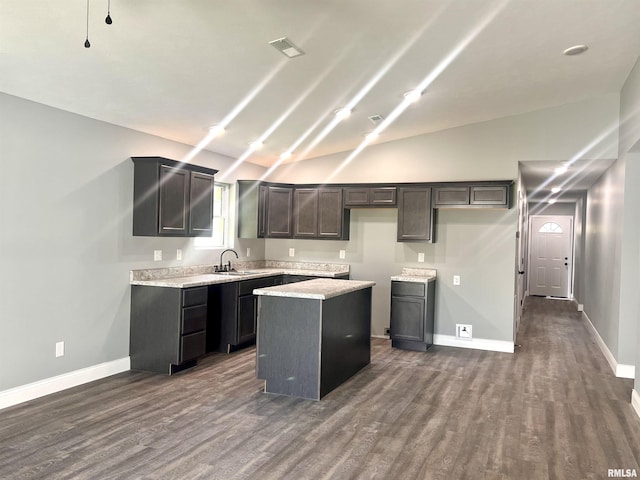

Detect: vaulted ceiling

[1,1,639,198]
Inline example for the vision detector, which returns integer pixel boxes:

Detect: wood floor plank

[1,296,639,479]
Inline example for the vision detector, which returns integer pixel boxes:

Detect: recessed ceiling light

[551,186,561,194]
[563,45,589,56]
[334,108,352,120]
[279,151,292,160]
[403,90,422,103]
[555,165,568,175]
[207,125,225,137]
[548,199,557,204]
[249,140,264,150]
[365,132,379,140]
[269,37,304,58]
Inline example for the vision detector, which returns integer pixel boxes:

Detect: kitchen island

[254,278,375,400]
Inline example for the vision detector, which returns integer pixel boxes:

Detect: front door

[528,215,573,298]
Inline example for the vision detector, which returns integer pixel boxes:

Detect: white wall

[0,93,267,392]
[264,96,619,343]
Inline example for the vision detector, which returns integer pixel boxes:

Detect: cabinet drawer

[238,276,282,296]
[391,281,425,297]
[182,304,207,334]
[182,287,207,307]
[180,331,206,362]
[344,188,369,206]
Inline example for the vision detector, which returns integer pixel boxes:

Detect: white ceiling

[1,1,639,197]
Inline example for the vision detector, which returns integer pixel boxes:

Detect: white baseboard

[632,390,640,420]
[371,334,389,339]
[582,311,635,379]
[434,334,514,353]
[0,357,130,411]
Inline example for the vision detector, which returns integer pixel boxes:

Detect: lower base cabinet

[390,280,435,351]
[130,285,208,374]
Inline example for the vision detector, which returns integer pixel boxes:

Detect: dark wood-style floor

[1,296,639,479]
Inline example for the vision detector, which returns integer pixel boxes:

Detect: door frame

[527,215,574,298]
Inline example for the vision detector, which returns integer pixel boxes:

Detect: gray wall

[580,56,640,377]
[265,96,619,342]
[0,93,267,391]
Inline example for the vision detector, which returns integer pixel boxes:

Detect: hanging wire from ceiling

[105,0,113,24]
[84,0,91,48]
[84,0,114,48]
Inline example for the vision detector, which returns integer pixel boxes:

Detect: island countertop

[253,278,375,300]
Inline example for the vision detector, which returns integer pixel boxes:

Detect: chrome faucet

[216,249,239,272]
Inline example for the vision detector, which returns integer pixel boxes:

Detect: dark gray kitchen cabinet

[470,185,509,206]
[293,187,347,239]
[237,180,269,238]
[397,186,433,242]
[344,186,396,207]
[211,275,283,352]
[130,285,208,374]
[433,186,470,206]
[433,182,511,208]
[390,280,435,352]
[265,186,294,238]
[132,157,217,237]
[293,188,319,238]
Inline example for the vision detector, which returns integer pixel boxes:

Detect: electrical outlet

[339,250,346,259]
[456,324,472,340]
[176,249,182,261]
[418,252,425,262]
[55,341,65,357]
[154,250,162,261]
[453,275,461,286]
[289,248,295,257]
[384,327,390,336]
[246,247,251,257]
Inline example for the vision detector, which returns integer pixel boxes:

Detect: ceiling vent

[269,37,304,58]
[368,114,384,125]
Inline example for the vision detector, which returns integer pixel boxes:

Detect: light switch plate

[418,252,425,262]
[339,250,346,259]
[176,249,182,261]
[453,275,461,286]
[154,250,162,261]
[55,341,65,357]
[246,247,251,257]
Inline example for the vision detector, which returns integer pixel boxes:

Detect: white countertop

[390,267,437,284]
[253,278,376,300]
[130,261,350,288]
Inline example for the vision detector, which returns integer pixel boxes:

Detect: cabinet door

[343,188,370,206]
[158,165,189,235]
[294,188,319,238]
[257,184,268,238]
[470,186,508,206]
[433,187,470,206]
[266,186,293,238]
[390,296,425,342]
[318,188,343,239]
[370,187,396,206]
[189,171,215,236]
[237,295,257,344]
[397,187,433,242]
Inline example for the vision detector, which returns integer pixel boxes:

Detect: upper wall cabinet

[294,187,348,240]
[397,187,433,242]
[265,185,294,238]
[344,186,397,207]
[132,157,217,237]
[433,182,512,209]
